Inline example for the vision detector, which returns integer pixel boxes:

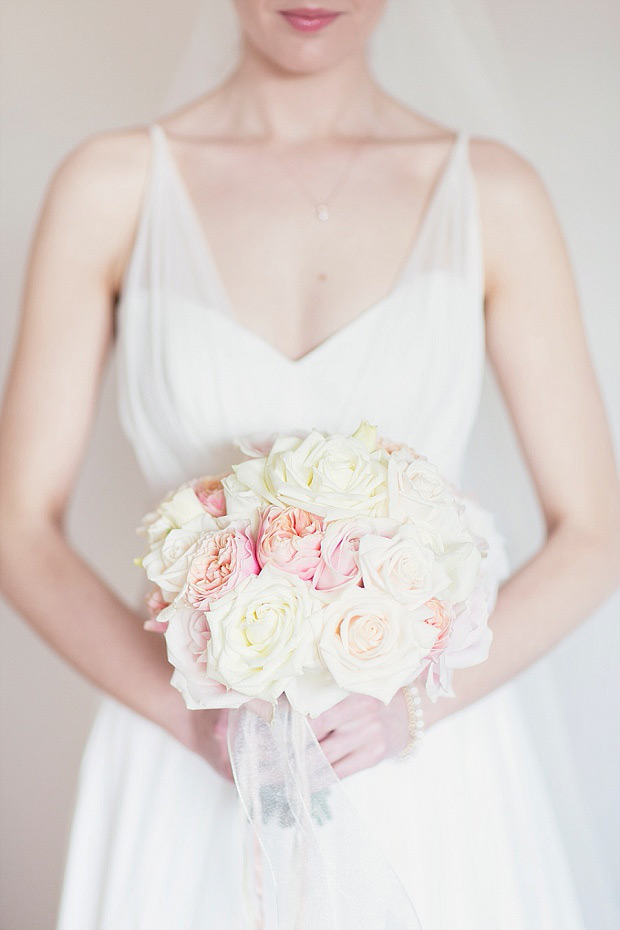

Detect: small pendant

[316,203,329,221]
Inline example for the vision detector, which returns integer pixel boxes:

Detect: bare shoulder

[51,124,151,189]
[466,136,567,297]
[38,124,153,295]
[467,136,550,211]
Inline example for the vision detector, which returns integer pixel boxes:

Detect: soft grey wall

[0,2,618,928]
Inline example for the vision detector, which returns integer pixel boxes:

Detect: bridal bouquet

[136,420,508,720]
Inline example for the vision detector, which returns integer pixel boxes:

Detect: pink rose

[185,520,259,610]
[422,597,456,656]
[193,474,227,517]
[256,506,324,582]
[312,517,384,593]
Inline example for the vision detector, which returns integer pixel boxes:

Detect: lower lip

[279,11,341,32]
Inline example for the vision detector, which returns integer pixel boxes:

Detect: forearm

[0,519,183,733]
[424,518,620,729]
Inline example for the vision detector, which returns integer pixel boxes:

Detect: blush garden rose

[256,505,324,582]
[185,519,259,609]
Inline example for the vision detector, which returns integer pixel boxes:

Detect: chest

[117,125,486,491]
[160,135,463,361]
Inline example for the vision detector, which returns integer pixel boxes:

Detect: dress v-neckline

[150,122,466,366]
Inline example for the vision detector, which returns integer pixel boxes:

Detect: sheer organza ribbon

[227,698,424,930]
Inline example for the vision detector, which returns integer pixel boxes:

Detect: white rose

[413,517,482,604]
[140,486,207,547]
[229,426,389,521]
[387,454,455,523]
[205,564,321,703]
[358,523,451,609]
[316,587,439,704]
[141,512,219,600]
[221,472,265,520]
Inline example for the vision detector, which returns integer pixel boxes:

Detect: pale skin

[1,0,619,786]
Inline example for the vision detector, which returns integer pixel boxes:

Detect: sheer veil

[156,2,618,925]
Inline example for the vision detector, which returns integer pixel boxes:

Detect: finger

[318,726,366,766]
[309,694,378,740]
[331,749,379,780]
[307,714,334,741]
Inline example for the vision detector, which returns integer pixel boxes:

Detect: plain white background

[0,1,618,927]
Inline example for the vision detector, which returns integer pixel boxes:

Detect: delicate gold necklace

[268,107,370,223]
[267,138,366,221]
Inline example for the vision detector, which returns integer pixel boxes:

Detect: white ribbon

[227,698,424,930]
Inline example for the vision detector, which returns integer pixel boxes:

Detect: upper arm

[472,139,620,537]
[0,127,150,528]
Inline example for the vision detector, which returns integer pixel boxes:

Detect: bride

[1,1,619,927]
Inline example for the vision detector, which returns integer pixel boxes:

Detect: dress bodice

[115,123,485,496]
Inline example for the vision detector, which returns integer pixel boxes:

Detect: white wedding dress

[57,123,585,930]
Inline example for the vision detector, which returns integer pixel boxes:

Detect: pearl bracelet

[397,683,425,762]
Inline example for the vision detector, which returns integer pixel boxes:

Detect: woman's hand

[306,690,413,779]
[174,705,235,783]
[141,625,235,783]
[172,691,410,786]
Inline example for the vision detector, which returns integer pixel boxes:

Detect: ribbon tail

[227,699,424,930]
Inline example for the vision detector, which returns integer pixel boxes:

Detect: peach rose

[193,474,227,517]
[315,587,439,704]
[185,520,259,610]
[256,505,324,582]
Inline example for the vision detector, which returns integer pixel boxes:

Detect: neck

[215,40,382,143]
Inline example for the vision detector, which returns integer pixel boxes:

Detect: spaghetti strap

[116,123,160,300]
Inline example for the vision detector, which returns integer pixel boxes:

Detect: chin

[262,39,360,77]
[234,1,387,73]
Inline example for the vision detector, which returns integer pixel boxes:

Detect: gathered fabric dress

[56,123,585,930]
